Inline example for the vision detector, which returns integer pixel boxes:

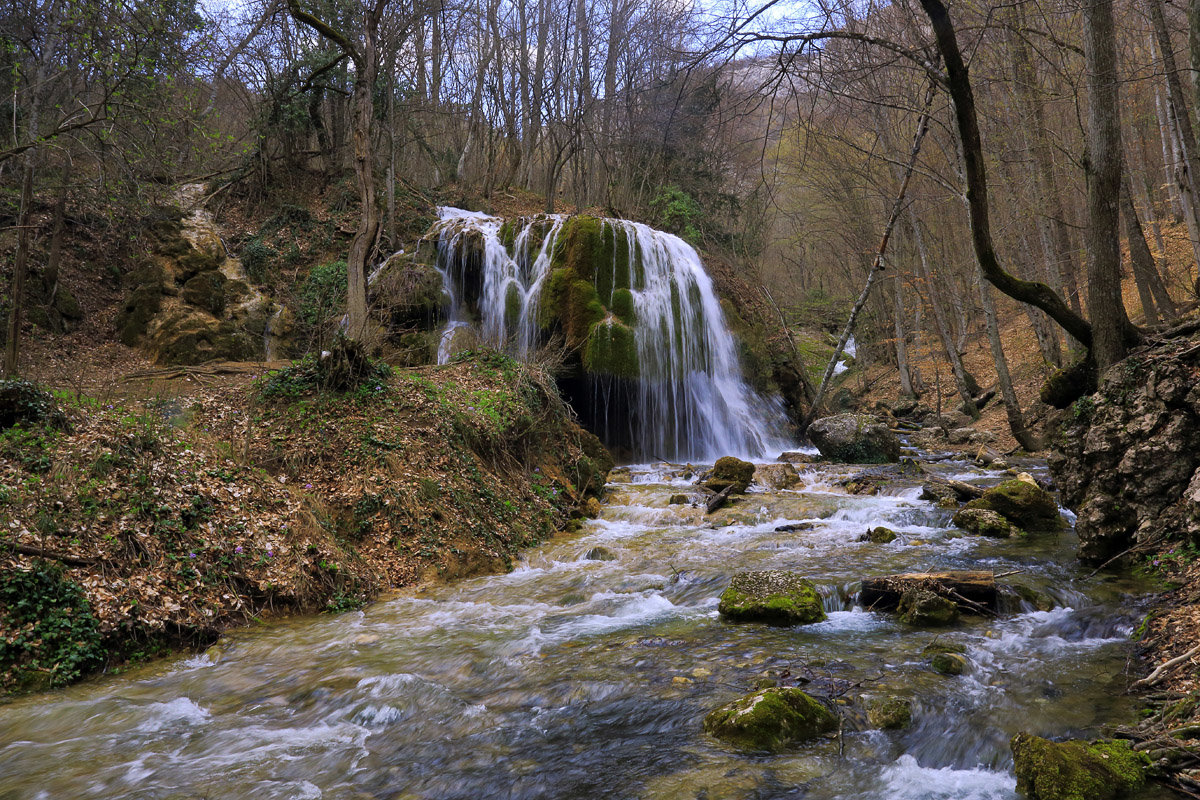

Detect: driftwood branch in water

[925,475,985,499]
[706,485,734,514]
[860,571,998,612]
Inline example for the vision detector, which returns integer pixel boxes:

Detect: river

[0,453,1165,799]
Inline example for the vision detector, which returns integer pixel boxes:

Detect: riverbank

[0,351,610,694]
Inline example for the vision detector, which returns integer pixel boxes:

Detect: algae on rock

[703,686,837,751]
[718,570,827,625]
[1011,733,1149,800]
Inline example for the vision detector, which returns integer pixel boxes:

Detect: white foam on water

[133,697,211,733]
[871,754,1015,800]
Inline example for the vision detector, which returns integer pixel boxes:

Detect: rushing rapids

[431,208,791,462]
[0,453,1164,800]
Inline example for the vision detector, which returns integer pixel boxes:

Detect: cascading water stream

[0,455,1163,800]
[432,208,791,462]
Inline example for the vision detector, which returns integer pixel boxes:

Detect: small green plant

[650,185,702,243]
[0,562,105,690]
[0,424,58,473]
[298,260,348,327]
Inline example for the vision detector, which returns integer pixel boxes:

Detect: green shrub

[0,563,105,690]
[299,260,348,327]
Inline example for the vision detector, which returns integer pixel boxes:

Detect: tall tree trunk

[1085,0,1130,370]
[911,214,975,408]
[4,159,33,378]
[978,267,1040,450]
[1005,12,1082,317]
[802,90,933,432]
[1122,170,1176,322]
[1151,0,1200,276]
[892,273,916,398]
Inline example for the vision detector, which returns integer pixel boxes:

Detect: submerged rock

[866,696,913,729]
[703,687,837,750]
[704,456,756,494]
[920,481,960,508]
[952,507,1023,538]
[1010,733,1149,800]
[807,414,901,464]
[754,462,801,490]
[898,588,959,626]
[718,571,827,625]
[960,478,1063,531]
[865,526,899,543]
[931,652,968,675]
[583,546,616,561]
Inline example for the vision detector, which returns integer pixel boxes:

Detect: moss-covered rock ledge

[0,351,610,695]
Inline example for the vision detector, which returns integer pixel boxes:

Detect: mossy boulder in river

[1010,733,1149,800]
[704,456,756,494]
[953,507,1024,538]
[806,413,901,464]
[898,588,959,626]
[866,696,913,729]
[961,477,1063,531]
[703,687,837,751]
[718,571,827,625]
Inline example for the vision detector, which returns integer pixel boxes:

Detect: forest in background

[2,0,1199,432]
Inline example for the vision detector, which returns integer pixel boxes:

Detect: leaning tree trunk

[1121,169,1177,321]
[978,266,1040,450]
[917,0,1095,350]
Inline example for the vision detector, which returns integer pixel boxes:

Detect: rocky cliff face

[1049,338,1200,563]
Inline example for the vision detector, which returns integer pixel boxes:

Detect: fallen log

[859,571,998,613]
[925,476,985,500]
[706,485,734,514]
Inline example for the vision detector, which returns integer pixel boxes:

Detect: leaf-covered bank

[0,352,610,694]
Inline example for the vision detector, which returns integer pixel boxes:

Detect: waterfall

[433,207,791,462]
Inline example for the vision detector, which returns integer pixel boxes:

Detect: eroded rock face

[118,210,279,365]
[1049,344,1200,563]
[703,687,837,750]
[1010,733,1149,800]
[807,414,900,464]
[717,570,827,625]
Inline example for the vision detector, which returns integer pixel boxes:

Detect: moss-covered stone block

[931,652,968,675]
[583,319,639,379]
[718,570,827,625]
[705,456,756,494]
[116,282,165,346]
[962,478,1063,532]
[867,696,913,729]
[898,588,959,626]
[610,287,636,324]
[703,687,837,751]
[868,526,899,543]
[953,507,1024,538]
[1011,734,1149,800]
